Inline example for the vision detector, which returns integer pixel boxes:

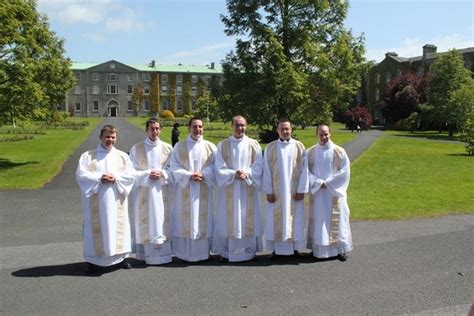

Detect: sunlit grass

[349,134,473,220]
[0,118,101,189]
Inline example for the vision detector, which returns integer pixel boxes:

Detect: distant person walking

[171,123,180,147]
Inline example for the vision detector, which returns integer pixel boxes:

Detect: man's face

[277,121,292,140]
[189,119,203,140]
[232,117,247,138]
[146,122,161,141]
[100,132,117,150]
[317,126,331,145]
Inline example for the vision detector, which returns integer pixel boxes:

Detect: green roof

[72,60,222,74]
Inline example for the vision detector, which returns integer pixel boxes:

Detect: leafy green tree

[132,82,144,115]
[219,0,365,130]
[428,49,473,136]
[195,82,220,122]
[0,0,73,126]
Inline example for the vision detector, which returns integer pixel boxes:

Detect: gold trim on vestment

[267,141,304,241]
[221,139,258,239]
[86,149,127,255]
[178,140,213,239]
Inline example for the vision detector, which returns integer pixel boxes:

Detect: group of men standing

[76,115,353,273]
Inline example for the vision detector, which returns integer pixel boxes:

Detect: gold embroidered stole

[307,144,343,246]
[179,140,214,239]
[134,141,172,243]
[221,138,259,238]
[87,149,127,255]
[267,141,304,241]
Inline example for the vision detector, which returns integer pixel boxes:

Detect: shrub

[344,106,373,130]
[161,110,175,119]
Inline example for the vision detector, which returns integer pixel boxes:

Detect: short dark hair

[145,117,160,129]
[188,116,203,127]
[100,125,117,137]
[277,118,291,127]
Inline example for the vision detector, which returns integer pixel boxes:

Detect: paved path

[1,119,473,315]
[342,129,384,162]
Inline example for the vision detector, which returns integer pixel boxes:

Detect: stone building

[367,44,474,124]
[62,60,223,117]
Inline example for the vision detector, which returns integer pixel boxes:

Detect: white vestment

[76,145,135,266]
[129,138,173,265]
[213,136,264,262]
[307,141,353,258]
[170,135,216,261]
[263,139,309,255]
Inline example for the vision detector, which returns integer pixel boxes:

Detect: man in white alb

[306,124,353,261]
[129,118,173,265]
[263,118,309,257]
[170,117,217,262]
[214,115,263,262]
[76,125,135,273]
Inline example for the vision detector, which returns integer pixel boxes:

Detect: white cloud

[160,42,234,64]
[366,33,474,62]
[105,8,145,32]
[81,32,105,43]
[38,0,115,25]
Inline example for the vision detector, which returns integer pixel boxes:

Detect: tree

[0,0,73,126]
[381,72,429,124]
[132,82,144,115]
[195,80,220,122]
[150,73,160,114]
[219,0,365,131]
[428,49,473,136]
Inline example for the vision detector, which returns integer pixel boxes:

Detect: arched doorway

[108,100,119,117]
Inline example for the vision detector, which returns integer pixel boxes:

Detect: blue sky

[37,0,474,66]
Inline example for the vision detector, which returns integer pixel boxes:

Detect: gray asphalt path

[1,119,473,315]
[342,129,384,162]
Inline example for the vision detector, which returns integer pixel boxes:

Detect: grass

[127,117,356,148]
[349,133,474,220]
[0,118,101,189]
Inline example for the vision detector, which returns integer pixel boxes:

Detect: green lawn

[0,118,101,189]
[349,133,474,220]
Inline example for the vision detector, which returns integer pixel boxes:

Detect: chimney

[423,44,437,59]
[149,60,155,68]
[385,52,398,58]
[210,62,215,69]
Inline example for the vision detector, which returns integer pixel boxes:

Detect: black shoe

[218,256,228,263]
[85,263,101,274]
[337,253,348,262]
[122,261,133,269]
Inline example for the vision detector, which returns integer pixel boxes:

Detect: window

[192,99,197,111]
[127,85,133,94]
[107,73,118,81]
[92,100,99,112]
[161,99,168,110]
[375,73,380,84]
[191,75,198,83]
[375,88,380,102]
[177,99,183,111]
[176,86,182,96]
[144,84,150,95]
[74,85,81,94]
[144,100,150,111]
[74,72,81,81]
[385,72,391,83]
[92,73,99,81]
[127,74,133,82]
[127,100,133,112]
[417,67,424,75]
[161,85,168,95]
[92,85,100,95]
[56,104,64,111]
[143,73,150,82]
[396,69,402,77]
[75,102,81,112]
[107,84,118,94]
[205,75,211,84]
[161,74,168,84]
[191,86,197,96]
[176,74,183,85]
